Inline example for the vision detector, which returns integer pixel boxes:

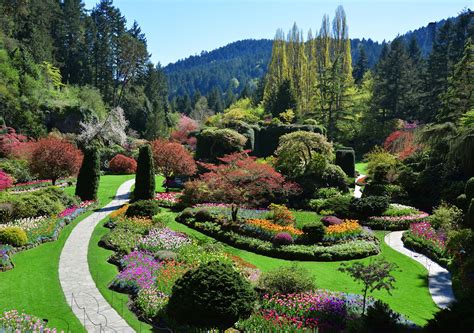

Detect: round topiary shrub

[272,232,294,246]
[194,208,214,222]
[0,227,28,247]
[321,216,343,226]
[302,221,325,243]
[257,263,315,295]
[126,200,161,218]
[350,196,390,219]
[167,261,256,329]
[108,154,137,174]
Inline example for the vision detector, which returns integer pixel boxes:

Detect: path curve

[384,231,455,309]
[59,179,135,333]
[354,174,365,198]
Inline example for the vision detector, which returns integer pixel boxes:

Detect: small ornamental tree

[75,147,100,201]
[338,259,398,314]
[151,139,197,191]
[182,151,300,221]
[109,154,137,174]
[29,137,83,185]
[0,170,13,190]
[170,115,199,149]
[134,145,155,200]
[167,261,256,329]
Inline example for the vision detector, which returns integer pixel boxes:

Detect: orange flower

[247,219,303,236]
[110,204,129,218]
[326,220,361,235]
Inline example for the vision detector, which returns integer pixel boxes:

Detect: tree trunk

[52,178,57,186]
[231,204,239,222]
[362,286,368,315]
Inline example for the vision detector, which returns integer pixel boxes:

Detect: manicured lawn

[169,220,439,326]
[292,210,322,229]
[0,175,134,332]
[355,162,368,175]
[87,175,164,332]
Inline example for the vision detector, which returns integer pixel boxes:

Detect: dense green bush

[320,164,348,192]
[362,183,389,197]
[194,208,214,222]
[41,187,77,207]
[429,203,464,231]
[126,200,161,218]
[336,148,355,177]
[195,128,247,161]
[424,296,474,333]
[0,203,13,224]
[302,222,325,243]
[75,147,100,201]
[317,195,352,217]
[363,300,400,333]
[10,193,64,219]
[0,158,32,183]
[350,196,390,219]
[0,227,28,246]
[167,261,256,329]
[133,145,155,200]
[257,263,315,294]
[465,177,474,201]
[99,228,141,254]
[468,198,474,229]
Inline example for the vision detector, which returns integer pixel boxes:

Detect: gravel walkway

[384,231,455,309]
[59,179,135,332]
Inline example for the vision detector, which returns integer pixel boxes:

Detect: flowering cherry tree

[183,151,300,221]
[151,140,197,191]
[29,136,83,185]
[170,115,198,149]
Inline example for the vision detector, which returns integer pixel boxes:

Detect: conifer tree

[134,145,155,200]
[353,46,368,84]
[75,146,100,201]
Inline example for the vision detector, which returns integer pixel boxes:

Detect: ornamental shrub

[429,203,464,231]
[0,227,27,246]
[10,192,64,219]
[267,203,294,226]
[257,263,315,294]
[317,195,352,217]
[350,196,390,219]
[75,147,100,201]
[363,300,400,333]
[41,187,77,207]
[362,183,389,197]
[194,208,214,222]
[272,232,294,246]
[126,200,161,218]
[109,154,137,174]
[195,128,247,161]
[320,164,348,192]
[302,221,325,243]
[336,148,355,177]
[466,177,474,201]
[0,159,32,183]
[321,216,343,226]
[134,145,155,200]
[167,261,256,329]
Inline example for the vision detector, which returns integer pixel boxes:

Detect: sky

[83,0,471,66]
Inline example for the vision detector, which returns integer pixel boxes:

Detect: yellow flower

[247,219,303,236]
[326,220,361,235]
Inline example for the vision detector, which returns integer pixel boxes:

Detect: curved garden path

[354,174,365,198]
[384,231,455,309]
[59,179,135,333]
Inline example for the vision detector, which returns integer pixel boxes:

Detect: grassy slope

[0,175,133,332]
[169,221,438,326]
[87,175,165,333]
[355,162,368,175]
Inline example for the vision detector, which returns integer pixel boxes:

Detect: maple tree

[0,170,13,190]
[29,137,83,185]
[109,154,137,174]
[182,151,300,221]
[151,140,197,191]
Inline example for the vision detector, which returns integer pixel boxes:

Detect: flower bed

[192,204,269,220]
[364,204,428,230]
[11,178,75,193]
[401,222,450,267]
[0,309,61,332]
[324,220,363,241]
[176,214,379,261]
[154,192,181,208]
[137,228,192,252]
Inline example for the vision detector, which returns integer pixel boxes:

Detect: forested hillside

[165,14,461,100]
[0,0,171,139]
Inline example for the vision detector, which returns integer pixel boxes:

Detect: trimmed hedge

[134,145,155,200]
[176,215,379,261]
[335,148,355,177]
[75,147,100,201]
[401,231,450,268]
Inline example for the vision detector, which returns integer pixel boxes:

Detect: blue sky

[83,0,471,66]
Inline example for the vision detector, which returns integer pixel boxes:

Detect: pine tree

[353,46,368,84]
[134,145,155,201]
[270,79,296,118]
[75,146,100,201]
[208,87,224,113]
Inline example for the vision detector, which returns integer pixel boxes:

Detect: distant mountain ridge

[164,15,455,98]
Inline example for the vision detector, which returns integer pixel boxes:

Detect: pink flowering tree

[0,170,13,190]
[170,115,199,149]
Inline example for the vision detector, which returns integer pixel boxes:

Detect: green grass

[168,220,438,326]
[0,175,134,332]
[292,210,323,229]
[355,162,368,175]
[87,175,164,333]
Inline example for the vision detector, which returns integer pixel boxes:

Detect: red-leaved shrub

[0,170,13,191]
[29,136,83,185]
[109,154,137,174]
